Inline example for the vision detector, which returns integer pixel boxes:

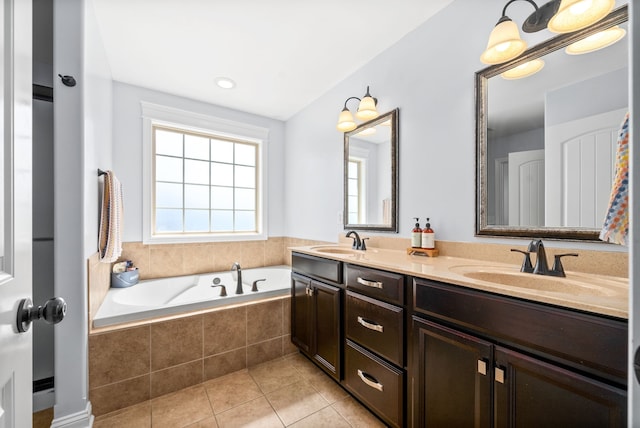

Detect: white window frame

[141,102,269,244]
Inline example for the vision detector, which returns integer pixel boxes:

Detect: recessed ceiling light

[215,77,236,89]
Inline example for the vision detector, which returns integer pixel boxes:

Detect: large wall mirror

[476,5,628,240]
[344,108,398,232]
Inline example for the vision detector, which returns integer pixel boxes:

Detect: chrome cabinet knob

[16,297,67,333]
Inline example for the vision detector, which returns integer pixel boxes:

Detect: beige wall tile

[151,360,204,398]
[183,244,216,274]
[90,375,150,416]
[247,337,283,367]
[241,240,266,268]
[265,237,285,266]
[212,242,243,272]
[149,244,185,279]
[88,253,112,325]
[89,326,150,389]
[283,335,298,356]
[203,306,246,356]
[204,348,247,381]
[282,297,291,334]
[151,316,203,370]
[247,300,283,345]
[120,242,151,280]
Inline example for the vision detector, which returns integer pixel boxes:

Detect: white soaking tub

[93,265,291,328]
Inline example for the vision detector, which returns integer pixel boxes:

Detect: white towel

[98,170,123,262]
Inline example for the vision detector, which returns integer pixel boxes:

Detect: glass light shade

[501,59,545,80]
[547,0,614,34]
[337,109,357,132]
[356,127,376,137]
[355,96,379,120]
[480,19,527,65]
[565,25,626,54]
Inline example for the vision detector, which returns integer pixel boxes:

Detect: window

[142,103,268,243]
[347,158,365,224]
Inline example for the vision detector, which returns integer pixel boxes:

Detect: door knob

[634,346,640,384]
[16,297,67,333]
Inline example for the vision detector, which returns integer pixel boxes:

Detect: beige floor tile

[204,370,264,414]
[184,416,219,427]
[288,406,352,428]
[151,385,213,428]
[308,372,349,404]
[93,402,151,428]
[265,381,329,426]
[331,396,387,428]
[248,358,301,393]
[215,396,284,428]
[286,353,323,380]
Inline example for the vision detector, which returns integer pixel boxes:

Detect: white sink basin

[312,247,360,255]
[448,265,625,297]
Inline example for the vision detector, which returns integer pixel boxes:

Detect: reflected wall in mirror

[476,5,628,240]
[344,109,398,232]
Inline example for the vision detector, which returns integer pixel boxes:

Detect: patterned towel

[599,112,629,246]
[99,170,123,262]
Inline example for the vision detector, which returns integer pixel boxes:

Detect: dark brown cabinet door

[494,346,626,428]
[312,280,341,379]
[291,274,312,354]
[412,317,492,428]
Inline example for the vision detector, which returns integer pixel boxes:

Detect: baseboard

[33,388,55,412]
[50,401,94,428]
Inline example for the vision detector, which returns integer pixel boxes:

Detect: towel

[98,170,124,262]
[599,112,629,246]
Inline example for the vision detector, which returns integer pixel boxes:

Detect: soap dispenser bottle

[412,218,422,248]
[421,218,435,249]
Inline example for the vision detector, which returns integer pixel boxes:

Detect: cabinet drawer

[346,264,404,305]
[345,340,403,428]
[292,253,342,284]
[346,291,404,366]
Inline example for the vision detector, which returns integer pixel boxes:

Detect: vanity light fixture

[547,0,614,33]
[336,86,379,132]
[482,0,615,65]
[501,59,545,79]
[565,25,625,54]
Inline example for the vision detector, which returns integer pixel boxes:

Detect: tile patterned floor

[93,352,387,427]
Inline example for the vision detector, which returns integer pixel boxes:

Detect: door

[508,149,544,227]
[0,0,33,426]
[412,317,492,428]
[494,346,626,428]
[311,280,341,379]
[291,273,312,354]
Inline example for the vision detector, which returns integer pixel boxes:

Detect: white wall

[284,0,628,252]
[111,82,286,242]
[53,0,113,425]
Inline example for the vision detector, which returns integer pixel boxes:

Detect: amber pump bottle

[411,218,422,248]
[421,218,435,249]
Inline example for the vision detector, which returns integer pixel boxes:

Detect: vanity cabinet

[411,277,627,427]
[291,254,343,380]
[344,264,406,428]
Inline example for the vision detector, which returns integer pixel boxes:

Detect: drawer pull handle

[495,367,505,384]
[357,369,384,392]
[357,277,383,289]
[477,359,487,376]
[357,316,384,333]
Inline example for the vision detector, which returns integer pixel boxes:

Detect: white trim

[141,102,269,244]
[50,401,94,428]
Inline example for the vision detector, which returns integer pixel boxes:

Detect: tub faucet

[231,262,243,294]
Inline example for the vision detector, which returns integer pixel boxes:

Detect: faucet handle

[551,253,579,277]
[511,249,533,273]
[251,279,266,292]
[360,238,369,251]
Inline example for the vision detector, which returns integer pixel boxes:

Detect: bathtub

[93,265,291,328]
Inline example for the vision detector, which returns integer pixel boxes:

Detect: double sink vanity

[290,243,628,427]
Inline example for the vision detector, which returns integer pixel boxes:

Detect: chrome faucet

[231,262,243,294]
[346,230,367,250]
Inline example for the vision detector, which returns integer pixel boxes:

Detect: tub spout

[232,262,243,294]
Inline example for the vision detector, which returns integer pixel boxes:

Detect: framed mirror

[344,108,398,232]
[476,5,628,240]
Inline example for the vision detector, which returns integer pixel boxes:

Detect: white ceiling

[90,0,454,121]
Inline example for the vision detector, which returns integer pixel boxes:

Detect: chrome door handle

[357,369,384,392]
[356,277,383,289]
[357,316,384,333]
[16,297,66,333]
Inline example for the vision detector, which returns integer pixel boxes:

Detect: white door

[0,0,33,427]
[508,150,545,227]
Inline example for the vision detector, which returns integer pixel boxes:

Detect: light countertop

[290,245,629,319]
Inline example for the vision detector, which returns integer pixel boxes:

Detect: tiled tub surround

[89,296,296,416]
